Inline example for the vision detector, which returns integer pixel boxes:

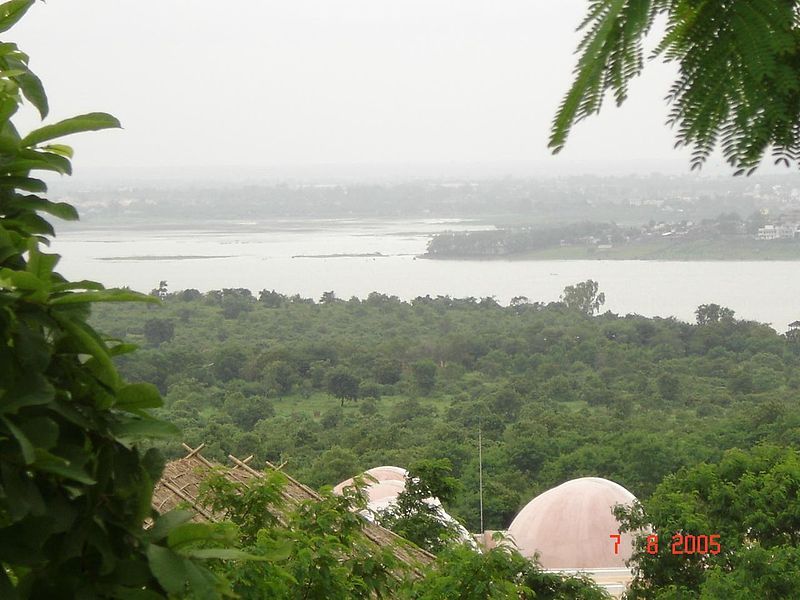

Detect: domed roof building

[507,477,637,569]
[334,466,473,545]
[333,466,408,512]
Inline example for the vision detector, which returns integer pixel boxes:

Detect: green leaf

[3,212,55,236]
[1,462,45,520]
[116,383,163,411]
[50,399,92,429]
[148,509,195,542]
[255,539,294,561]
[1,415,34,463]
[40,143,73,158]
[50,279,105,292]
[167,522,223,551]
[19,417,58,450]
[16,69,47,119]
[21,112,121,147]
[51,313,119,388]
[0,42,24,58]
[146,545,187,595]
[0,158,61,176]
[51,289,156,305]
[19,149,71,175]
[0,268,47,292]
[182,548,268,561]
[108,558,154,588]
[0,563,19,600]
[33,449,95,484]
[109,342,138,357]
[13,194,79,220]
[26,240,59,279]
[0,96,17,126]
[0,176,47,192]
[183,560,221,600]
[0,375,54,414]
[0,0,35,35]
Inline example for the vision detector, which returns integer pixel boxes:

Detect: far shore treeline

[425,213,800,260]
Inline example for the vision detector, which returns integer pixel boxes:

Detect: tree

[406,544,610,600]
[309,446,359,488]
[373,357,402,385]
[258,288,285,308]
[616,445,800,598]
[551,0,800,174]
[698,545,800,599]
[0,3,235,596]
[144,317,175,345]
[224,391,274,430]
[787,321,800,347]
[326,368,360,406]
[200,471,402,600]
[178,288,201,301]
[411,359,438,395]
[561,280,605,316]
[221,290,253,319]
[695,304,735,326]
[320,290,337,304]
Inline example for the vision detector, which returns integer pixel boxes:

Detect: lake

[52,218,800,331]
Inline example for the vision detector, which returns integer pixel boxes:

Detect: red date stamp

[610,533,721,555]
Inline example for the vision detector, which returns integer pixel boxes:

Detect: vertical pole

[479,424,484,535]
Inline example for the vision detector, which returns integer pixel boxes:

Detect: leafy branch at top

[550,0,800,175]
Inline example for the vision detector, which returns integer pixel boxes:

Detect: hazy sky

[16,1,712,178]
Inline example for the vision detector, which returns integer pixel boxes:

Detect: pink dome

[508,477,637,569]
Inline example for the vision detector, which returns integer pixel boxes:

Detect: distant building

[759,219,800,240]
[778,223,799,239]
[758,225,780,240]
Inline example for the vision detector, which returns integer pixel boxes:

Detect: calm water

[52,219,800,331]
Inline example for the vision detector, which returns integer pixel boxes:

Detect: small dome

[508,477,637,569]
[333,465,408,501]
[334,465,474,546]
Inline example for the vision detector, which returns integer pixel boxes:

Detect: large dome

[507,477,637,569]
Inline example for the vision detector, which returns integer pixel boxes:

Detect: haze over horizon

[15,0,770,180]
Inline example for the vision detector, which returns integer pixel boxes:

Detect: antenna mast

[478,423,484,535]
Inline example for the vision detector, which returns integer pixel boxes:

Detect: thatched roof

[151,444,435,573]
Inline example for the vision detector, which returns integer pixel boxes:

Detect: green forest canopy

[91,288,800,532]
[93,286,800,596]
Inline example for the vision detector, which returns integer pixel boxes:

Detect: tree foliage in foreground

[0,2,245,597]
[617,445,800,599]
[407,544,609,600]
[551,0,800,174]
[199,469,610,599]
